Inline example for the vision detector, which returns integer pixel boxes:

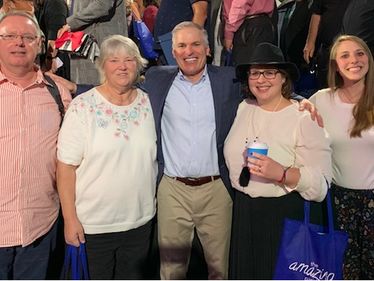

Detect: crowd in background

[0,0,373,280]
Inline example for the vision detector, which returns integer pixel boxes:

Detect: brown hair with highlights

[328,35,374,138]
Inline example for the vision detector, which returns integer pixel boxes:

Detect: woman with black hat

[224,42,332,279]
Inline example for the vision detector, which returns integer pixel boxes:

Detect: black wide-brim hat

[236,42,300,82]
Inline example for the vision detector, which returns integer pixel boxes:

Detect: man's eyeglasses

[248,70,280,80]
[0,34,39,43]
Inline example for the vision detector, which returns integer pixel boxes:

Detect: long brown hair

[328,35,374,137]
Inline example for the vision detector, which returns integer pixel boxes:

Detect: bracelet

[277,166,291,184]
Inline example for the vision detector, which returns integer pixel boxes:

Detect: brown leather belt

[175,176,220,186]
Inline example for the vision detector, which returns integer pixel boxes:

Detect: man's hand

[192,0,208,27]
[224,38,233,51]
[303,42,315,64]
[299,99,324,127]
[303,14,320,64]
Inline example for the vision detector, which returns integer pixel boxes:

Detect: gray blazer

[67,0,128,84]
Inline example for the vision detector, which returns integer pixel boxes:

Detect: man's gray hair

[171,21,209,47]
[0,11,44,38]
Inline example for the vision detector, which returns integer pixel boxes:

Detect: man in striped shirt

[0,11,71,279]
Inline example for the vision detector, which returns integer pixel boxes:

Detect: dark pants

[232,14,277,66]
[315,44,330,89]
[0,221,57,280]
[85,220,153,280]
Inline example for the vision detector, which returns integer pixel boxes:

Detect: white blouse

[224,99,332,201]
[310,88,374,190]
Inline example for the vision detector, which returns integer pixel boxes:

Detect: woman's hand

[247,153,284,182]
[64,217,85,247]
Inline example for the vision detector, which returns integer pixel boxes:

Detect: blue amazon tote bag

[273,191,348,280]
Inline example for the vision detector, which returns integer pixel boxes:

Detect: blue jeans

[0,221,57,280]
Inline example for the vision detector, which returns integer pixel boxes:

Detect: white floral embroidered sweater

[57,88,157,234]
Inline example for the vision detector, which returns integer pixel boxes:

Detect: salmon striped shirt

[0,68,71,247]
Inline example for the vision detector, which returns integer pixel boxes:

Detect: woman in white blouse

[57,35,157,279]
[224,42,332,279]
[310,35,374,280]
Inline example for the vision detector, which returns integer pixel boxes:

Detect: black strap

[43,74,65,126]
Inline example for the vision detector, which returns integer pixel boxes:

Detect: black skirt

[229,190,327,280]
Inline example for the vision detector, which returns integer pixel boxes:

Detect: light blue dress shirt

[161,67,220,178]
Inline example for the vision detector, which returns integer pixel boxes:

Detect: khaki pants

[157,175,232,279]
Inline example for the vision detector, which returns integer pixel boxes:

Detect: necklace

[246,95,284,145]
[339,89,361,104]
[267,94,283,112]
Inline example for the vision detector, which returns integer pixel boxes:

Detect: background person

[303,0,350,89]
[0,0,34,16]
[224,42,332,279]
[309,35,374,279]
[223,0,277,65]
[142,0,159,33]
[153,0,208,65]
[34,0,70,78]
[277,0,317,98]
[0,0,68,79]
[57,0,128,85]
[57,35,157,280]
[342,0,374,55]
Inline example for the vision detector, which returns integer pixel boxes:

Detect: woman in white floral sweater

[57,35,157,279]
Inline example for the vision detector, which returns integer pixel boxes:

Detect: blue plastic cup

[247,141,268,158]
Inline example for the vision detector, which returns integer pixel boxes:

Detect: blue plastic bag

[133,20,158,60]
[63,243,90,280]
[273,191,348,280]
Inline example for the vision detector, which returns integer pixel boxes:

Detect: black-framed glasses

[248,70,280,80]
[0,34,39,43]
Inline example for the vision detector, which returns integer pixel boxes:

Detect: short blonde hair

[95,35,148,84]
